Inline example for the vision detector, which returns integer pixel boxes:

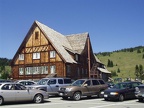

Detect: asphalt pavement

[1,96,144,108]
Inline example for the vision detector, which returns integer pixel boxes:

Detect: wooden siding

[12,25,65,80]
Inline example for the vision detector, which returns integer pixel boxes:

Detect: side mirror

[84,84,88,87]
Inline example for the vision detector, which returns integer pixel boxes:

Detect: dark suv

[135,84,144,102]
[58,79,108,100]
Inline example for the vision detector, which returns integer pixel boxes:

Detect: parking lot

[0,96,144,108]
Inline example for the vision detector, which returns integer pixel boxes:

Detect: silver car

[0,82,49,105]
[14,80,37,86]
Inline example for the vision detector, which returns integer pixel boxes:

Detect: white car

[0,82,49,105]
[14,80,36,86]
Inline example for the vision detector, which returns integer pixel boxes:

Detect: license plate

[104,95,108,97]
[59,93,63,96]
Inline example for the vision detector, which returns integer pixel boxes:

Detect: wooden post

[87,36,91,78]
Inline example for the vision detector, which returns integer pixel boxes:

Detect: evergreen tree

[110,61,114,67]
[117,68,120,73]
[137,49,141,53]
[139,65,144,80]
[143,54,144,59]
[135,65,139,78]
[107,59,111,67]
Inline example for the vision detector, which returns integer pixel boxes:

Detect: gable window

[35,31,39,39]
[50,65,56,74]
[19,68,24,75]
[19,54,24,60]
[50,51,56,58]
[33,52,40,59]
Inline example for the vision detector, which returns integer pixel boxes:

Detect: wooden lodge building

[11,21,111,81]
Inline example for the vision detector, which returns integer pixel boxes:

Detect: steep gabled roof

[66,32,89,54]
[12,20,90,64]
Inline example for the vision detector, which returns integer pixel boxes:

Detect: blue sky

[0,0,144,59]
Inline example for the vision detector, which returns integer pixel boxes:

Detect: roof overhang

[97,67,111,74]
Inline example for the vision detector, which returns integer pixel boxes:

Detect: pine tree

[143,54,144,59]
[117,68,120,73]
[107,59,111,67]
[135,65,139,78]
[137,49,141,53]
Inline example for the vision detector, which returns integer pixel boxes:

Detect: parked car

[0,82,49,105]
[58,79,108,101]
[106,82,115,88]
[102,81,142,101]
[27,77,72,95]
[0,79,12,83]
[135,84,144,102]
[14,80,36,86]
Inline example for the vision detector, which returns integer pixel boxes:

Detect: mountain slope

[96,46,144,79]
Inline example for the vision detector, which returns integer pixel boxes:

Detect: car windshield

[71,79,85,86]
[37,79,49,85]
[113,83,127,89]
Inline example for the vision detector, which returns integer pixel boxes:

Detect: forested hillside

[96,46,144,80]
[0,58,11,79]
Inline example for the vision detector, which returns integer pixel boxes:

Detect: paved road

[1,96,144,108]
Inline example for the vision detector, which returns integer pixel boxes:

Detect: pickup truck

[27,77,72,96]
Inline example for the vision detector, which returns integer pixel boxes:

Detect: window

[82,68,84,76]
[19,68,24,75]
[25,67,32,75]
[50,65,56,74]
[41,66,48,74]
[77,67,80,76]
[66,65,71,74]
[75,54,78,61]
[33,52,40,59]
[50,51,56,58]
[1,84,12,90]
[48,79,56,85]
[84,80,91,86]
[64,78,72,84]
[92,80,100,85]
[33,67,40,74]
[98,80,105,84]
[19,54,24,60]
[35,31,39,39]
[58,79,63,84]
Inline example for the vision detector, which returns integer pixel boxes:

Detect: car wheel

[0,96,4,105]
[104,98,108,101]
[138,98,143,102]
[87,96,92,99]
[97,91,103,98]
[73,92,81,101]
[62,96,68,100]
[119,94,124,101]
[33,94,43,103]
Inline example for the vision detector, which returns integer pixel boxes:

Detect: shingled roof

[35,21,89,63]
[66,32,89,54]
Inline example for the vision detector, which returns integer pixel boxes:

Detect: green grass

[96,48,144,79]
